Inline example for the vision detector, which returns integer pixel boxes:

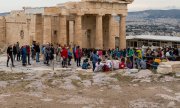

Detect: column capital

[119,14,127,17]
[76,13,84,16]
[111,13,118,17]
[96,14,104,17]
[43,14,52,17]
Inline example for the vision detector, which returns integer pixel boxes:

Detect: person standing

[35,43,40,62]
[31,42,36,60]
[13,44,17,61]
[26,45,31,65]
[50,44,55,62]
[92,50,99,71]
[16,42,21,61]
[7,45,15,67]
[21,45,27,66]
[44,44,51,66]
[75,46,82,67]
[73,45,77,62]
[68,47,72,66]
[56,44,61,62]
[61,46,68,68]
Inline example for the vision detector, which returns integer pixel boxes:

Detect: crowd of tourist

[6,41,179,72]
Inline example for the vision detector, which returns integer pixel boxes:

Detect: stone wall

[0,16,6,48]
[5,11,31,46]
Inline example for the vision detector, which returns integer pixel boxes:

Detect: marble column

[43,15,52,44]
[74,15,82,47]
[109,15,115,49]
[119,15,126,49]
[58,15,67,45]
[95,14,103,49]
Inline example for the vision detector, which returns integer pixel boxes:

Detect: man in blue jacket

[92,50,99,71]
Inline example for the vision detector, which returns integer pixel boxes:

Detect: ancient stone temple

[0,0,133,49]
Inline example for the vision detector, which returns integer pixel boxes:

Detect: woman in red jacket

[61,47,68,68]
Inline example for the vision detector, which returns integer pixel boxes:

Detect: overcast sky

[0,0,180,13]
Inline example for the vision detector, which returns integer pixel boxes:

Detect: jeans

[7,55,14,66]
[62,58,67,67]
[76,58,81,67]
[36,52,40,62]
[27,54,31,64]
[17,52,21,61]
[92,62,96,72]
[73,53,76,62]
[13,54,16,61]
[68,56,72,65]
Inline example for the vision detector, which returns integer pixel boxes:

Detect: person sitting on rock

[140,58,147,69]
[126,57,133,69]
[82,59,90,70]
[119,58,125,69]
[94,59,104,72]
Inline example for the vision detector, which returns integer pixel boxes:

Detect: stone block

[129,69,139,73]
[157,65,173,74]
[172,64,180,73]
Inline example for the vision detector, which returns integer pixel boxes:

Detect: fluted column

[58,15,67,45]
[109,15,115,49]
[43,15,52,44]
[95,14,103,49]
[74,15,82,47]
[119,15,126,49]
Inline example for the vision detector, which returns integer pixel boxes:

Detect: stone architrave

[74,14,82,47]
[95,14,103,49]
[119,14,126,49]
[109,15,115,49]
[58,15,67,45]
[43,15,52,44]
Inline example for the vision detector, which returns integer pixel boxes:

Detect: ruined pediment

[82,0,134,4]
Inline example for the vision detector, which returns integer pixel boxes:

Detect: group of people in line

[6,41,83,68]
[6,41,179,72]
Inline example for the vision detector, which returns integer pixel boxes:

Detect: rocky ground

[0,55,180,108]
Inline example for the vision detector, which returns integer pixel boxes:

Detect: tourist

[128,48,134,63]
[94,59,104,72]
[26,45,31,65]
[126,57,133,69]
[50,44,55,62]
[16,42,21,61]
[13,44,17,61]
[82,59,90,69]
[106,58,113,70]
[31,41,36,60]
[92,50,99,71]
[73,45,77,62]
[68,48,72,66]
[7,45,14,67]
[140,58,147,69]
[56,44,61,62]
[75,46,82,67]
[21,45,27,66]
[119,58,125,69]
[35,43,40,62]
[44,44,51,65]
[61,46,68,68]
[112,58,120,70]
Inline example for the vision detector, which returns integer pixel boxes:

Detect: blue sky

[0,0,180,12]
